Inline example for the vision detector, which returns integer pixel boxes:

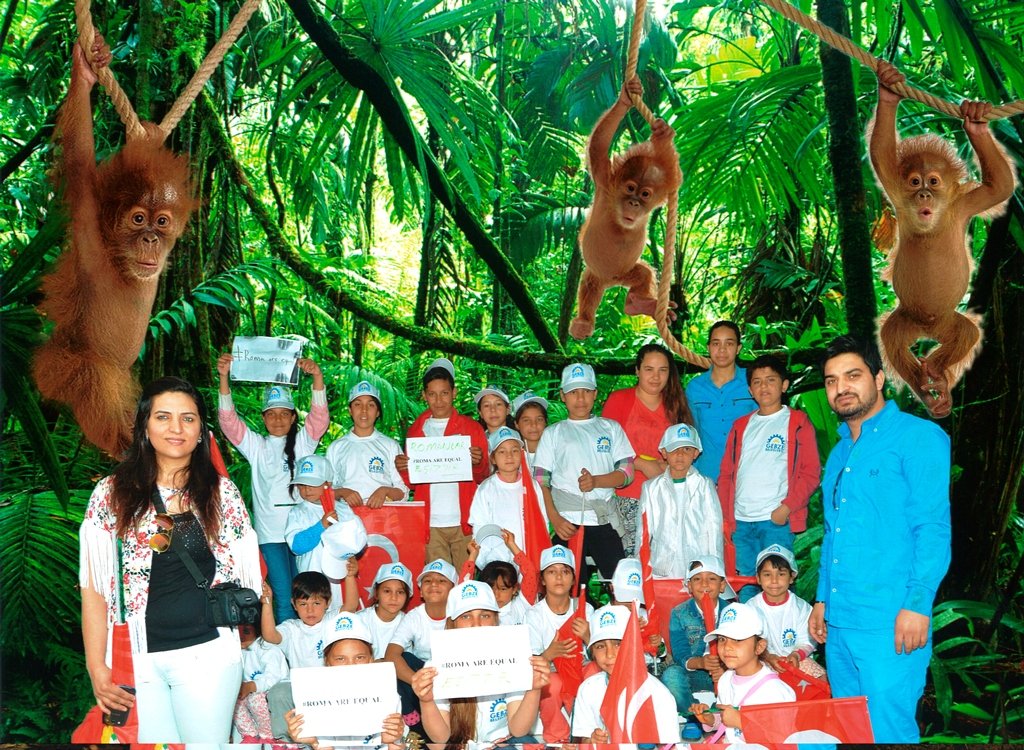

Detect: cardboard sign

[406,435,472,484]
[230,336,302,384]
[290,661,397,737]
[430,624,533,699]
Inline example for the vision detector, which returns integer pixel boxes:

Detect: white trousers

[134,629,242,742]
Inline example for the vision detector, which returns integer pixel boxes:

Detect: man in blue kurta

[810,335,951,742]
[684,320,756,482]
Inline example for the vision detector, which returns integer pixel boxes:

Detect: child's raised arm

[260,582,283,644]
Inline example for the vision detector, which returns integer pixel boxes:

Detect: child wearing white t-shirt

[690,602,796,743]
[327,380,408,509]
[534,362,635,584]
[354,562,413,659]
[716,355,820,599]
[571,605,680,743]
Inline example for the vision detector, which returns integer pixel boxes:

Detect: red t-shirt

[601,388,670,499]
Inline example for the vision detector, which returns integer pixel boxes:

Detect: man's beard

[833,388,878,421]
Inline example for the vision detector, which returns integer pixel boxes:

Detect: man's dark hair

[746,354,789,386]
[708,320,741,345]
[820,334,884,377]
[422,366,455,390]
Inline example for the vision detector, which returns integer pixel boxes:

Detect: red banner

[353,502,427,607]
[741,697,874,743]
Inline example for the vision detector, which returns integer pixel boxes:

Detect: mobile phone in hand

[104,686,136,726]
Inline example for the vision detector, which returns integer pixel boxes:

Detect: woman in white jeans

[79,376,260,741]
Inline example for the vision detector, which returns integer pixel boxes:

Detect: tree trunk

[283,0,562,354]
[816,0,877,339]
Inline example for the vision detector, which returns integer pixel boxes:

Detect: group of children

[215,345,824,744]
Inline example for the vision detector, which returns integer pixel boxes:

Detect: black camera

[104,686,136,727]
[206,582,260,628]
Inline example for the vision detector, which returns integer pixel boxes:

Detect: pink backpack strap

[707,671,783,743]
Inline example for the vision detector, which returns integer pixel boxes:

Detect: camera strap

[151,485,211,593]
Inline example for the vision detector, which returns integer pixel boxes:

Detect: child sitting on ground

[660,556,737,741]
[284,612,405,749]
[353,562,413,659]
[640,423,724,578]
[232,620,287,741]
[746,544,825,679]
[570,604,680,743]
[690,601,796,743]
[327,380,408,509]
[383,559,457,735]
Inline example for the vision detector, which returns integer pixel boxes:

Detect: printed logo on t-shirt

[368,456,385,475]
[596,435,611,453]
[764,434,786,454]
[782,627,797,648]
[489,697,508,723]
[315,638,324,658]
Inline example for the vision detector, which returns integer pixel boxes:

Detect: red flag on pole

[552,528,587,709]
[208,430,229,477]
[699,592,720,689]
[599,601,661,742]
[637,510,661,655]
[741,697,874,743]
[320,485,336,516]
[520,453,551,574]
[774,659,831,700]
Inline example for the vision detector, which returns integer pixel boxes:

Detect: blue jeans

[828,624,931,742]
[733,519,794,601]
[659,663,712,714]
[260,542,297,623]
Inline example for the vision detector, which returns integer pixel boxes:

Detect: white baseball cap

[756,544,798,575]
[474,524,515,569]
[474,384,510,406]
[487,426,524,453]
[445,580,500,620]
[320,516,368,579]
[611,558,644,605]
[686,555,738,600]
[588,604,630,647]
[512,390,549,415]
[560,363,597,393]
[348,379,381,404]
[659,422,703,453]
[704,602,765,643]
[417,558,458,586]
[291,455,333,487]
[372,562,413,591]
[540,544,575,572]
[262,385,295,412]
[425,357,455,380]
[323,611,374,649]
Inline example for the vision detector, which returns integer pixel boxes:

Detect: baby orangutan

[868,61,1017,418]
[33,37,197,456]
[569,78,682,340]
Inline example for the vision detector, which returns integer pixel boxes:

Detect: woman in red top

[600,343,694,554]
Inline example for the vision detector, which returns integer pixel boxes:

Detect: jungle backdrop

[2,0,1022,741]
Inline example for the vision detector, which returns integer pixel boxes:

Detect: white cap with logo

[474,384,510,405]
[560,363,597,393]
[417,558,458,586]
[611,558,644,605]
[348,379,381,404]
[487,426,524,453]
[588,604,630,647]
[320,515,368,579]
[291,455,333,487]
[659,422,703,453]
[323,611,374,649]
[704,601,765,643]
[686,555,738,600]
[425,358,456,379]
[512,390,550,415]
[373,562,413,591]
[262,385,295,412]
[756,543,798,574]
[540,544,576,571]
[445,580,500,620]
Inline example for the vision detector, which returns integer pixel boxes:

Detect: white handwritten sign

[230,336,302,385]
[406,435,472,484]
[430,624,533,699]
[290,661,397,737]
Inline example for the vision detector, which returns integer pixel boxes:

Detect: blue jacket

[669,596,726,686]
[685,367,756,482]
[816,400,951,628]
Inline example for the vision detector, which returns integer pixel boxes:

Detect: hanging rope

[624,0,710,370]
[759,0,1024,121]
[73,0,262,142]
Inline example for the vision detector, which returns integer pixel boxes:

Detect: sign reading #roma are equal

[230,336,302,385]
[406,435,472,484]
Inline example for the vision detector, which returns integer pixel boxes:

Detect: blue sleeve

[291,522,325,555]
[899,423,952,616]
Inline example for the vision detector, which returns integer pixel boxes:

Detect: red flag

[551,528,586,708]
[741,696,874,743]
[637,510,661,655]
[72,622,139,741]
[320,485,336,516]
[774,659,831,701]
[600,601,661,742]
[699,592,720,689]
[520,454,551,574]
[208,430,229,477]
